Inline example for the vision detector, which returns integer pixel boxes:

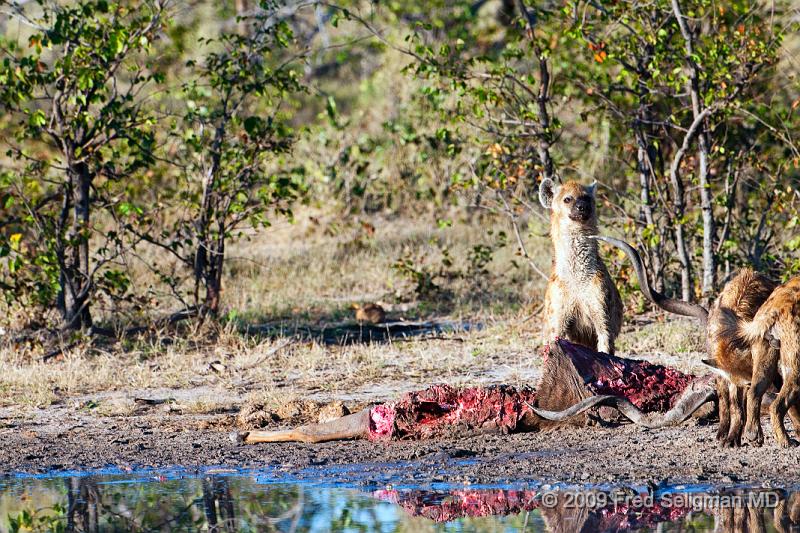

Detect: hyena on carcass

[538,179,622,354]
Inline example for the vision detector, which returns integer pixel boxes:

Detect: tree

[396,0,794,302]
[387,0,570,279]
[0,0,166,330]
[136,6,307,318]
[566,0,788,301]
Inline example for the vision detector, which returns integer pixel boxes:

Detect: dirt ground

[2,387,800,488]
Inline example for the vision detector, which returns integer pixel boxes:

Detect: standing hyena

[720,276,800,448]
[539,178,623,354]
[588,235,780,447]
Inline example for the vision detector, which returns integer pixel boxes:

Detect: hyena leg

[786,369,800,434]
[541,287,570,346]
[716,378,731,443]
[744,342,779,447]
[542,313,570,347]
[788,404,800,435]
[591,302,612,353]
[595,327,613,355]
[586,290,612,354]
[770,375,800,448]
[723,383,746,448]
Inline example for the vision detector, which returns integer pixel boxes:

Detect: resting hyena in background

[538,178,622,354]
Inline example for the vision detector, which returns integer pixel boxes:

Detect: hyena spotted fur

[539,178,623,355]
[719,276,800,448]
[704,268,778,447]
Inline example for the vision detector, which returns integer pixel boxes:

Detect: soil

[2,395,800,487]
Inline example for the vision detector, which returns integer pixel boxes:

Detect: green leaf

[326,95,338,122]
[244,116,261,136]
[29,109,46,128]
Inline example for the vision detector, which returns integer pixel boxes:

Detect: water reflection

[376,487,800,531]
[1,469,799,532]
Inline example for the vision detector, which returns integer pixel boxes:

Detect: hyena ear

[539,178,557,209]
[586,180,598,197]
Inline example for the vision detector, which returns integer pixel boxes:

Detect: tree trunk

[535,53,555,183]
[234,0,249,34]
[698,131,716,303]
[634,109,665,293]
[515,0,557,184]
[60,162,93,331]
[671,0,714,303]
[680,3,716,301]
[667,167,693,302]
[497,0,516,26]
[205,232,225,317]
[193,231,208,312]
[195,165,216,314]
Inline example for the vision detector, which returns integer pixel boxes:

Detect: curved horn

[592,235,708,327]
[532,383,715,429]
[531,395,621,421]
[231,409,371,444]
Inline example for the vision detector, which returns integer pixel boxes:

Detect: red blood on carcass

[367,339,699,441]
[368,384,537,441]
[554,340,693,412]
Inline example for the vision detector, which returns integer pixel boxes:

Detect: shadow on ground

[241,318,483,345]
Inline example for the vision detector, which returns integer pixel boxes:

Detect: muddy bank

[2,406,799,487]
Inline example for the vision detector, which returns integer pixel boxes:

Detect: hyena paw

[719,435,741,448]
[744,427,764,447]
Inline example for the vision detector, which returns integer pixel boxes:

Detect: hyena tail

[718,307,776,348]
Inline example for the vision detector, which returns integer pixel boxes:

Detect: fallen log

[232,339,716,444]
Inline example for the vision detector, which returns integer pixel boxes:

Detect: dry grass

[617,317,706,375]
[221,209,550,322]
[0,323,543,409]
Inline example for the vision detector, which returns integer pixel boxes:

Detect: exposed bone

[231,409,371,444]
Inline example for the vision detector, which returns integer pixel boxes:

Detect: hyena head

[539,179,598,229]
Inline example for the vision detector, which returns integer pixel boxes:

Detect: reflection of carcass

[372,488,692,531]
[374,487,800,532]
[374,488,539,522]
[233,339,716,444]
